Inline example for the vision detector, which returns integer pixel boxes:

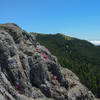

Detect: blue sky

[0,0,100,41]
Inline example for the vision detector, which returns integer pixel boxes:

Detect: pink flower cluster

[16,90,19,93]
[34,48,38,52]
[46,48,49,51]
[16,85,18,89]
[41,52,49,60]
[53,76,57,80]
[15,85,19,93]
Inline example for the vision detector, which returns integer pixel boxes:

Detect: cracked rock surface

[0,23,95,100]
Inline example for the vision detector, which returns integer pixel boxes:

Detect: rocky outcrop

[0,23,95,100]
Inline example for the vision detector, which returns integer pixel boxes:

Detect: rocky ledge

[0,23,95,100]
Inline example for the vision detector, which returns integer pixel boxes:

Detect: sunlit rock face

[0,23,95,100]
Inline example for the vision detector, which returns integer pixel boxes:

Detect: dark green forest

[32,33,100,98]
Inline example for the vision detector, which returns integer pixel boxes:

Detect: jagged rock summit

[0,23,95,100]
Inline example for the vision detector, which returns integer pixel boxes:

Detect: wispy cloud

[90,41,100,45]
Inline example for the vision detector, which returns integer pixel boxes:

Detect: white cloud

[90,40,100,45]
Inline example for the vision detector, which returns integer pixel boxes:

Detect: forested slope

[34,33,100,98]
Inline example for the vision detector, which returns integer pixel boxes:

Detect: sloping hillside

[35,33,100,98]
[0,23,95,100]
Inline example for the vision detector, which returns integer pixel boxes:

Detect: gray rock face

[0,23,95,100]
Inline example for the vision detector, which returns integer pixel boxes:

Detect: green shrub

[0,25,8,30]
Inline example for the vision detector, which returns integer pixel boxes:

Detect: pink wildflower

[45,55,49,60]
[15,85,18,89]
[16,90,19,93]
[34,48,36,51]
[53,76,57,80]
[41,52,45,56]
[41,52,49,60]
[36,48,38,50]
[46,48,49,51]
[34,48,38,51]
